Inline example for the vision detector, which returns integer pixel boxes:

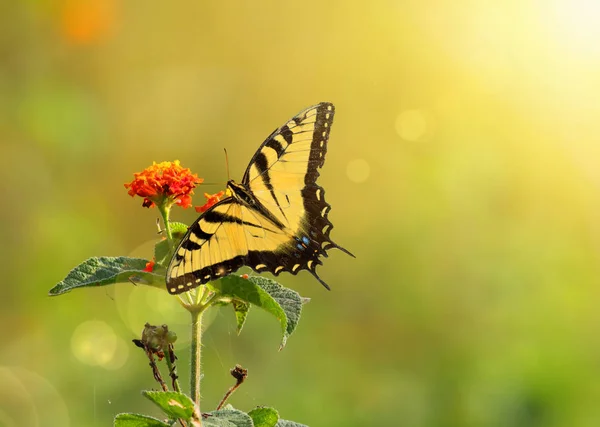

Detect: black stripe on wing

[251,151,289,222]
[167,199,248,294]
[237,102,352,290]
[241,102,334,186]
[243,183,354,290]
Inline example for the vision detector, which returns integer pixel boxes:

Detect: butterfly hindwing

[166,102,352,294]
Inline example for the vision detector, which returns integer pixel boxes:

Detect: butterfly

[166,102,354,294]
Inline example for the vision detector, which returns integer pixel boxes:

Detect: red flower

[195,190,227,213]
[125,161,203,209]
[143,260,155,272]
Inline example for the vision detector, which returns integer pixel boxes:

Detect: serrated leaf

[49,256,165,296]
[209,276,288,348]
[275,420,308,427]
[204,409,254,427]
[202,418,237,427]
[248,407,279,427]
[114,413,170,427]
[247,276,304,349]
[143,391,196,421]
[211,275,305,348]
[232,299,250,334]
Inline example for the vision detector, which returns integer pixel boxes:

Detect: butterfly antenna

[224,148,231,181]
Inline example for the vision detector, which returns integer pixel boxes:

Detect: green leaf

[211,275,305,348]
[248,276,304,349]
[169,221,190,239]
[209,276,288,348]
[248,407,279,427]
[114,413,170,427]
[49,256,165,296]
[154,239,171,267]
[204,408,254,427]
[232,299,250,334]
[275,420,308,427]
[142,390,196,421]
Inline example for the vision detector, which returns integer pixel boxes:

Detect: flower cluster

[124,161,203,209]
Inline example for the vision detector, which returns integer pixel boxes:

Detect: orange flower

[60,0,116,45]
[195,190,227,213]
[125,161,203,209]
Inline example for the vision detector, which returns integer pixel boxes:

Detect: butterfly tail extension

[323,241,355,258]
[308,268,331,291]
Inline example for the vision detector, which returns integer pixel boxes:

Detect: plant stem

[164,344,181,393]
[144,350,168,392]
[157,201,173,243]
[216,365,248,410]
[190,308,204,417]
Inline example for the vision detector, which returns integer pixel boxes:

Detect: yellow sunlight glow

[553,0,600,55]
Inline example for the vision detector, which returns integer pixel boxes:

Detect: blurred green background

[3,0,600,426]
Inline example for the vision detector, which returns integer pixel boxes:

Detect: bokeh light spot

[103,336,130,370]
[346,159,371,183]
[71,320,117,367]
[112,245,192,346]
[0,367,69,427]
[146,285,185,318]
[395,109,428,142]
[0,368,37,426]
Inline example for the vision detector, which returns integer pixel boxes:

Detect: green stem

[185,286,214,423]
[190,308,204,414]
[157,201,173,243]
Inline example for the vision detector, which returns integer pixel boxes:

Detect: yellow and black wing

[166,102,353,294]
[239,102,353,285]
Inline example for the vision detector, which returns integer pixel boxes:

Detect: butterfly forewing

[167,200,247,293]
[242,103,334,231]
[166,200,293,294]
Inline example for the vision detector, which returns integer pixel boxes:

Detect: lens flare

[346,159,371,183]
[71,320,117,367]
[0,367,70,427]
[395,109,429,142]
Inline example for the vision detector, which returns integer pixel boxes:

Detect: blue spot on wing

[302,236,310,245]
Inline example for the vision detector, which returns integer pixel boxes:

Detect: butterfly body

[166,102,353,294]
[225,180,285,229]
